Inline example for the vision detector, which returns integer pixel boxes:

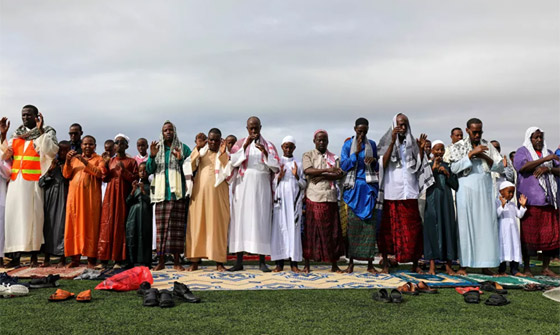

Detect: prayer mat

[150,265,407,291]
[529,259,560,267]
[7,265,86,279]
[530,276,560,287]
[393,271,478,288]
[465,274,542,288]
[543,287,560,302]
[226,255,271,261]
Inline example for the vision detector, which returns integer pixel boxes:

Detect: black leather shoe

[173,281,201,303]
[143,288,160,307]
[159,289,175,308]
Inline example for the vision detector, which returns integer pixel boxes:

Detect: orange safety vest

[11,138,41,181]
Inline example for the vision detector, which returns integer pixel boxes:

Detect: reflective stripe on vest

[11,138,41,181]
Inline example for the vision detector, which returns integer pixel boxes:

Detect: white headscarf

[114,133,130,143]
[522,126,557,208]
[523,126,548,160]
[431,140,445,148]
[282,136,296,145]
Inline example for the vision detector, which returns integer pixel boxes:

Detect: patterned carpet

[151,265,407,291]
[6,265,86,278]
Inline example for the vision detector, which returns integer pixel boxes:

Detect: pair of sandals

[372,288,402,303]
[48,289,91,302]
[397,281,439,295]
[479,281,507,295]
[523,283,554,291]
[463,290,509,306]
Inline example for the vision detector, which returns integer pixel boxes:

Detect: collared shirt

[302,149,339,203]
[383,142,419,200]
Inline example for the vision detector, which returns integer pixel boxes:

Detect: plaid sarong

[302,199,345,262]
[347,207,377,260]
[521,205,560,256]
[155,199,187,255]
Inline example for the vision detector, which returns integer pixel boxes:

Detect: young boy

[101,139,116,201]
[39,141,71,267]
[271,136,306,272]
[496,181,527,276]
[423,140,459,275]
[126,162,152,268]
[225,135,237,154]
[135,138,149,165]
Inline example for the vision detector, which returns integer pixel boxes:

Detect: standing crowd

[0,105,558,278]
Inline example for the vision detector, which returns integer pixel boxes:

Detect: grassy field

[1,265,559,335]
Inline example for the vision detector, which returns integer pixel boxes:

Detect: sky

[1,0,559,157]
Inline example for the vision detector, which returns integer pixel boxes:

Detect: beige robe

[186,148,230,263]
[1,131,58,253]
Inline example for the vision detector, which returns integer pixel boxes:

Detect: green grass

[1,266,559,335]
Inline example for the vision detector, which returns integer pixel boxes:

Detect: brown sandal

[397,282,419,295]
[417,281,438,294]
[48,289,75,302]
[76,289,92,303]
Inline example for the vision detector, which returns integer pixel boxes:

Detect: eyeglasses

[115,140,128,145]
[68,132,80,135]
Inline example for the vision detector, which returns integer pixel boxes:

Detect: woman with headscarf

[146,121,191,271]
[97,134,138,268]
[513,127,559,277]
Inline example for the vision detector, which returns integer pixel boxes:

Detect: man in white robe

[228,117,280,272]
[0,106,58,267]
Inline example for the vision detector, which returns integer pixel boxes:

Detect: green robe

[126,182,152,265]
[423,161,459,261]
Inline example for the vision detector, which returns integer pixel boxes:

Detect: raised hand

[36,112,44,133]
[292,162,299,176]
[219,140,227,155]
[277,164,286,181]
[391,127,400,143]
[519,194,528,207]
[101,152,111,164]
[132,180,139,191]
[469,145,488,158]
[1,146,13,161]
[243,134,258,150]
[499,195,507,207]
[150,141,159,157]
[545,153,559,162]
[439,166,450,177]
[364,156,375,165]
[172,147,182,160]
[66,150,78,162]
[0,117,10,141]
[502,156,508,167]
[417,133,428,150]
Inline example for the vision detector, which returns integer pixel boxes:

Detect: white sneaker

[0,283,29,297]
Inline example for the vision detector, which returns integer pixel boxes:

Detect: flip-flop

[417,281,438,294]
[372,289,392,303]
[455,287,483,295]
[76,290,92,303]
[390,289,403,303]
[463,290,480,304]
[48,289,75,302]
[397,282,419,295]
[484,294,510,306]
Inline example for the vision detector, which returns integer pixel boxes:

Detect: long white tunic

[228,142,279,254]
[270,156,306,262]
[496,200,526,263]
[1,132,58,253]
[451,156,503,268]
[0,161,10,257]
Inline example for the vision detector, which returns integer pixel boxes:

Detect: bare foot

[153,263,165,271]
[216,264,226,272]
[367,267,379,274]
[186,263,199,272]
[481,268,495,276]
[542,268,559,277]
[291,266,301,273]
[456,269,467,276]
[523,271,534,277]
[55,262,66,269]
[446,269,457,276]
[40,262,51,268]
[173,264,185,271]
[302,266,310,274]
[494,273,506,277]
[344,264,354,274]
[514,272,526,277]
[428,269,436,275]
[6,260,20,268]
[412,266,424,274]
[66,261,80,268]
[272,266,283,273]
[331,265,342,273]
[30,260,40,268]
[381,265,390,274]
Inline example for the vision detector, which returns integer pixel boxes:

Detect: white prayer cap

[499,181,515,190]
[282,136,296,145]
[114,133,130,143]
[431,140,445,147]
